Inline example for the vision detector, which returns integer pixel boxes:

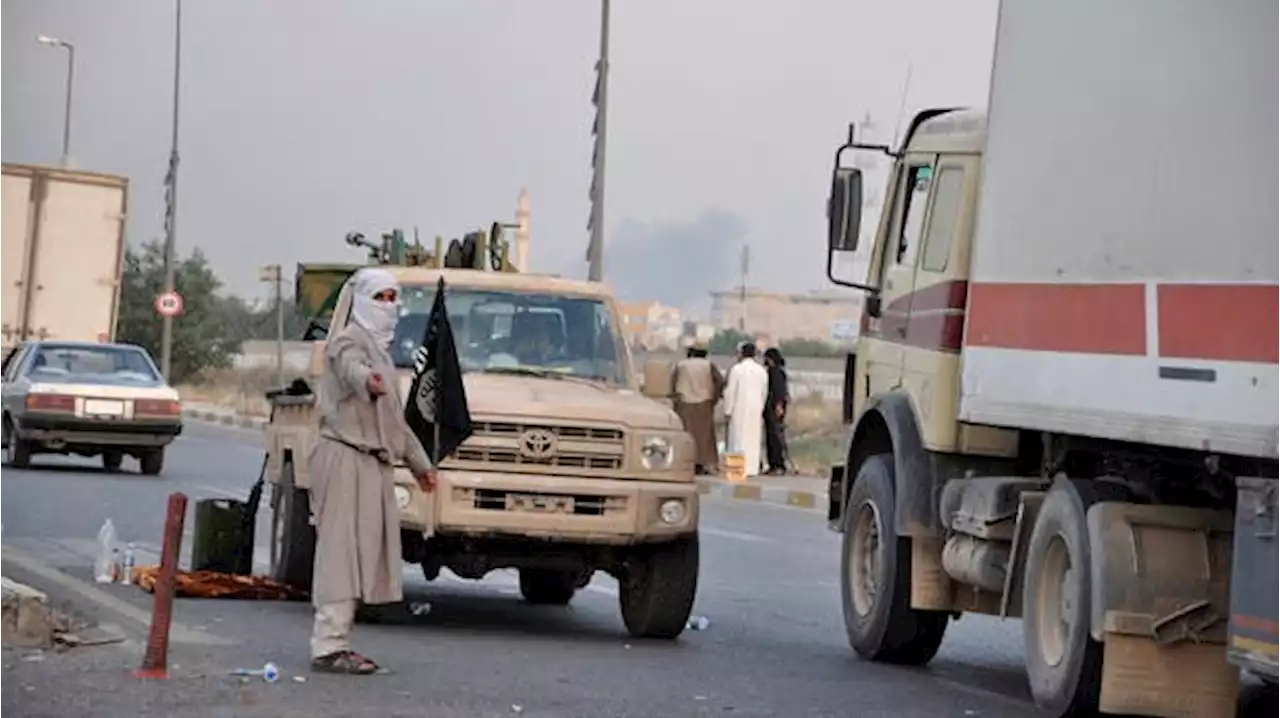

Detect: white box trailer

[1,164,129,354]
[821,1,1277,716]
[959,0,1277,461]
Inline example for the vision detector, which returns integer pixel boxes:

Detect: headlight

[659,499,686,525]
[394,485,412,510]
[640,436,674,470]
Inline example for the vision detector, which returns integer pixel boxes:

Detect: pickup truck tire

[619,535,699,639]
[1022,479,1131,717]
[519,569,577,605]
[6,424,31,470]
[840,453,948,665]
[270,460,315,591]
[102,451,123,472]
[140,448,165,476]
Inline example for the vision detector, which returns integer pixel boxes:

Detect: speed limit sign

[155,291,184,318]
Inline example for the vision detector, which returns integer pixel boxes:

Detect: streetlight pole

[159,0,183,380]
[35,35,75,168]
[586,0,610,282]
[259,264,285,387]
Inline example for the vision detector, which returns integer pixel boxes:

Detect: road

[3,422,1039,717]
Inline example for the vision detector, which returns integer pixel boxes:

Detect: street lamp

[35,34,75,168]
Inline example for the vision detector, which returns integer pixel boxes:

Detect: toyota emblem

[519,428,558,460]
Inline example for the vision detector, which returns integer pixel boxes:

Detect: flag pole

[431,275,444,467]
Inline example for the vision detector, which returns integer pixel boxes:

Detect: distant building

[616,300,683,351]
[709,287,863,346]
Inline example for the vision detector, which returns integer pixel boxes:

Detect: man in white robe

[722,342,769,477]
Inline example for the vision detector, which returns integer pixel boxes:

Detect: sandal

[311,650,379,675]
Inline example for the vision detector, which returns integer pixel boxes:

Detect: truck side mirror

[827,167,863,252]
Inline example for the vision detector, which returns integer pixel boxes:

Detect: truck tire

[519,569,577,605]
[140,448,165,476]
[270,460,315,591]
[841,453,948,664]
[1022,479,1131,716]
[619,535,699,639]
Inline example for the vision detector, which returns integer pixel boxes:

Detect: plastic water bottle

[93,519,118,583]
[262,662,280,683]
[120,542,136,585]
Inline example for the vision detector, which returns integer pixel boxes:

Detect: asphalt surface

[0,422,1121,716]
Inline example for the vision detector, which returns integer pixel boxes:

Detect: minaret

[515,188,531,271]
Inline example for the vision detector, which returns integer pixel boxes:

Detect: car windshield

[387,285,630,386]
[24,345,162,384]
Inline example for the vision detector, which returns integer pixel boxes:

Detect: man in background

[762,347,790,475]
[670,341,724,475]
[723,342,769,477]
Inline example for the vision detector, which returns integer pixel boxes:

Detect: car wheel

[7,436,31,469]
[619,535,699,639]
[102,451,124,472]
[270,459,315,590]
[140,448,165,476]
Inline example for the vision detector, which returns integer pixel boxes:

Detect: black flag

[405,276,473,462]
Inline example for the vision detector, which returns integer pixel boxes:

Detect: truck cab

[264,224,701,640]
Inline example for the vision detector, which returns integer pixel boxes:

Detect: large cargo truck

[1,163,129,356]
[821,1,1276,716]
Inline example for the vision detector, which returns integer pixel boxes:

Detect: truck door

[898,155,976,441]
[859,153,936,399]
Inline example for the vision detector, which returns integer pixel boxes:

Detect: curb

[1,576,58,648]
[696,477,827,512]
[180,404,268,431]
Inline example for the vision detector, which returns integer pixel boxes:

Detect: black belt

[326,435,392,465]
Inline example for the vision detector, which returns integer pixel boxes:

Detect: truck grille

[451,421,626,473]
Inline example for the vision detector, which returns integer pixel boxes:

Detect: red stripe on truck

[965,283,1147,356]
[1157,284,1278,364]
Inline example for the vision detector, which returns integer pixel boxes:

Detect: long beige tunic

[308,323,431,607]
[671,357,724,468]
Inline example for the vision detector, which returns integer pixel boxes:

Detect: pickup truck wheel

[840,453,948,665]
[519,569,577,605]
[619,535,699,639]
[140,449,165,476]
[270,460,315,591]
[7,437,31,468]
[1022,479,1131,716]
[102,451,123,472]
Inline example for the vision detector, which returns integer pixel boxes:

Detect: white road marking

[701,526,777,544]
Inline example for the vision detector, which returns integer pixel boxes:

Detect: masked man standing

[723,342,769,477]
[307,267,436,675]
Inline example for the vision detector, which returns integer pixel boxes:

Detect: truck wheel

[102,451,123,472]
[1022,479,1130,716]
[519,569,578,605]
[7,437,31,469]
[270,460,315,591]
[140,448,165,476]
[619,535,699,639]
[841,453,948,664]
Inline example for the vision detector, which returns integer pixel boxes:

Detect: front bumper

[394,469,699,544]
[15,414,183,448]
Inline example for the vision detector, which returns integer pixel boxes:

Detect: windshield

[24,345,162,384]
[387,285,629,386]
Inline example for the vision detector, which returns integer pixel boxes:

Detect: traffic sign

[155,292,183,318]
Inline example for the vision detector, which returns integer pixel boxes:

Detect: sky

[3,0,997,315]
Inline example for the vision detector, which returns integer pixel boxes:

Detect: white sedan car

[0,341,183,475]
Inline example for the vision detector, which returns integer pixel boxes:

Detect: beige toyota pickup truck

[264,230,699,638]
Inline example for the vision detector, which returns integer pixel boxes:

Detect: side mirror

[827,167,863,252]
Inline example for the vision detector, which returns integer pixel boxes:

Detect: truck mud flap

[827,464,845,531]
[1086,501,1240,718]
[1228,477,1278,683]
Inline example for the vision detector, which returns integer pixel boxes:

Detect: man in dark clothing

[762,347,790,475]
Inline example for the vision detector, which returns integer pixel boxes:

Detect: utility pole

[738,244,750,332]
[586,0,611,282]
[159,0,183,380]
[35,35,76,167]
[259,264,285,387]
